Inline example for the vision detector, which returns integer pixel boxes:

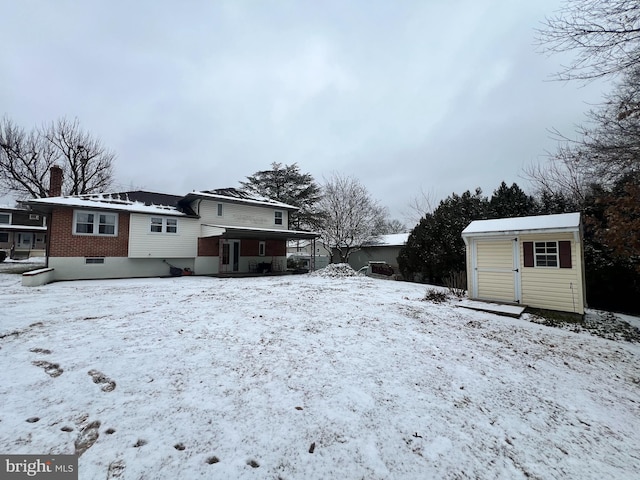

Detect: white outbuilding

[461,213,586,315]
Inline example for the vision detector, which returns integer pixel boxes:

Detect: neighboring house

[22,173,317,285]
[343,233,410,272]
[0,205,47,259]
[461,213,586,315]
[286,239,331,271]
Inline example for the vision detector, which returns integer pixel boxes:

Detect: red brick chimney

[49,165,63,197]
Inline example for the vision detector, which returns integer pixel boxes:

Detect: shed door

[472,238,521,303]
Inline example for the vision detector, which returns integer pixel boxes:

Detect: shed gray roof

[462,212,581,236]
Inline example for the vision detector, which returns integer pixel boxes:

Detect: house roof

[462,212,581,237]
[22,192,192,217]
[185,189,299,210]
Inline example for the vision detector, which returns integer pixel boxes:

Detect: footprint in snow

[88,369,116,392]
[74,420,101,457]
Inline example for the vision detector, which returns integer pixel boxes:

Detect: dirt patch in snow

[528,309,640,343]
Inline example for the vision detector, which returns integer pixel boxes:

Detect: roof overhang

[461,226,580,239]
[201,224,318,240]
[0,225,47,232]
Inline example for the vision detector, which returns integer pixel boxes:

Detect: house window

[259,241,266,256]
[0,232,8,243]
[274,211,283,225]
[73,210,118,236]
[0,213,10,224]
[150,217,163,233]
[150,217,178,234]
[217,203,223,216]
[534,241,558,267]
[85,257,105,264]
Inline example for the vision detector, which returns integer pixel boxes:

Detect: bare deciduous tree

[315,173,387,263]
[0,116,115,198]
[537,0,640,81]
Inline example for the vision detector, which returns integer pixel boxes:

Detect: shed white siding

[128,213,199,258]
[198,200,289,230]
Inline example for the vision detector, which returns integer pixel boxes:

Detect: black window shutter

[523,242,534,267]
[559,241,572,268]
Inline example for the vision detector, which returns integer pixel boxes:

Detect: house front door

[16,233,33,250]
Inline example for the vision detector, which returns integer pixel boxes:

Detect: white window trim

[0,213,11,224]
[534,241,559,268]
[73,210,118,236]
[274,210,283,225]
[149,216,179,234]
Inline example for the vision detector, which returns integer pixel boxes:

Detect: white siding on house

[198,200,289,230]
[128,213,199,258]
[519,232,584,314]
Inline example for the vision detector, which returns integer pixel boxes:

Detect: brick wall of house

[49,208,129,257]
[198,237,219,256]
[241,239,259,256]
[266,239,286,256]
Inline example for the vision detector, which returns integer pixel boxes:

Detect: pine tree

[240,162,322,230]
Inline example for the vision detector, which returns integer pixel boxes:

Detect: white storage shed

[461,213,586,315]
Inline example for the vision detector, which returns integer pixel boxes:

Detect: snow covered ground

[1,269,639,479]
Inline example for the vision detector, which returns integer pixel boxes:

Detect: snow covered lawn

[1,272,639,479]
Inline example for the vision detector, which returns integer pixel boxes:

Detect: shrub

[423,288,448,303]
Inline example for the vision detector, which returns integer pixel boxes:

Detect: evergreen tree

[488,182,539,218]
[398,188,488,284]
[240,162,321,230]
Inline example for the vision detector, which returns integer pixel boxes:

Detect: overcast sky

[1,0,607,222]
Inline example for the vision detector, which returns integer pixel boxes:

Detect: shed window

[535,241,558,267]
[523,241,572,269]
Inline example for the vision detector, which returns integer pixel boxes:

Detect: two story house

[0,205,47,259]
[22,181,318,284]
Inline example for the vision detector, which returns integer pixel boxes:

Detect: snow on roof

[364,233,410,247]
[462,212,581,236]
[24,194,188,216]
[187,190,298,210]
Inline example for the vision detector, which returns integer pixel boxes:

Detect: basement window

[85,257,105,264]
